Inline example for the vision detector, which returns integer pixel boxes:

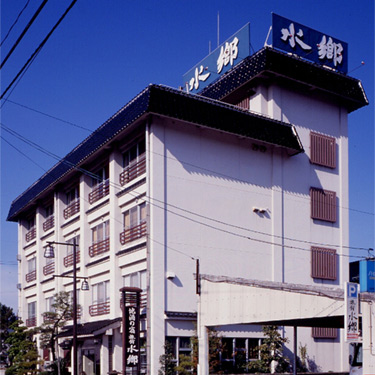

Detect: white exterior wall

[16,78,350,373]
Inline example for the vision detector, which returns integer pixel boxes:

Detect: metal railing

[43,262,55,276]
[88,179,109,204]
[89,301,110,316]
[43,216,54,232]
[120,222,146,245]
[63,250,80,267]
[26,270,36,282]
[119,153,146,186]
[89,238,110,257]
[63,199,80,219]
[25,227,36,242]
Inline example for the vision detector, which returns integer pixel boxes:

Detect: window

[92,221,109,244]
[310,131,336,169]
[26,301,36,327]
[92,165,109,187]
[120,203,147,245]
[123,270,147,291]
[120,138,146,186]
[45,204,54,218]
[66,186,79,205]
[25,215,36,242]
[45,296,55,312]
[89,165,109,204]
[64,186,80,219]
[123,138,145,169]
[43,203,54,231]
[90,281,110,316]
[64,235,80,267]
[312,327,338,339]
[165,337,192,368]
[311,247,337,280]
[92,281,110,305]
[310,187,337,223]
[90,221,110,257]
[26,258,36,282]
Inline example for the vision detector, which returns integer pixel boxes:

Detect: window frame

[311,246,337,280]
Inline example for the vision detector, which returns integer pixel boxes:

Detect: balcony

[119,153,146,186]
[43,262,55,276]
[89,301,110,316]
[43,216,54,232]
[65,306,82,320]
[89,238,110,257]
[120,222,146,245]
[43,313,56,324]
[25,227,36,242]
[63,199,80,219]
[26,317,37,327]
[26,270,36,282]
[63,250,80,267]
[89,179,109,204]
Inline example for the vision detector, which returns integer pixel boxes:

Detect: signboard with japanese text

[272,14,348,73]
[360,259,375,292]
[125,306,140,368]
[183,23,250,94]
[345,282,360,342]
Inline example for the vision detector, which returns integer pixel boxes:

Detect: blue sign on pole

[360,259,375,292]
[183,23,250,94]
[272,14,348,73]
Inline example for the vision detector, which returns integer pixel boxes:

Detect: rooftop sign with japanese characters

[183,23,250,94]
[272,14,348,73]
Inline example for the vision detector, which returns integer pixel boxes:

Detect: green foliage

[0,303,17,365]
[39,291,74,362]
[40,358,70,375]
[5,319,42,375]
[158,341,176,375]
[297,343,309,372]
[174,354,193,375]
[247,325,289,373]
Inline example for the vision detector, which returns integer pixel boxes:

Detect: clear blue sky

[1,0,374,311]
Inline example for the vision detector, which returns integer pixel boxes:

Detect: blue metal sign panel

[272,14,348,73]
[183,23,250,94]
[360,259,375,292]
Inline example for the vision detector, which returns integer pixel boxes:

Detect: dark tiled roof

[200,47,368,113]
[7,84,303,221]
[58,317,121,338]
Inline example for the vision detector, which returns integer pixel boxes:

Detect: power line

[0,0,31,47]
[0,0,78,100]
[3,99,92,132]
[1,0,48,69]
[2,122,372,255]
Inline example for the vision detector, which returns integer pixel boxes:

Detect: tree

[5,319,42,375]
[38,291,74,363]
[158,341,176,375]
[247,325,290,373]
[0,303,17,365]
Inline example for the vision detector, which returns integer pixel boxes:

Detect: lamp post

[44,238,88,375]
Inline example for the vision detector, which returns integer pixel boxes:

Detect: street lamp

[44,238,88,375]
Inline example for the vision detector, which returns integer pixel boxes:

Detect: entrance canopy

[199,275,345,328]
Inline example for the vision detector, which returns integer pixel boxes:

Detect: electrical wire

[0,0,31,47]
[3,99,92,132]
[0,0,78,100]
[1,0,48,69]
[2,122,372,257]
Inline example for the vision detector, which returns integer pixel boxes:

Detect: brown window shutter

[310,132,336,168]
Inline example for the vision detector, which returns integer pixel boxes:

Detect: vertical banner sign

[272,14,348,73]
[345,282,359,342]
[125,306,140,367]
[183,23,250,94]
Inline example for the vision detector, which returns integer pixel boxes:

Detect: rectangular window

[45,296,55,312]
[92,280,110,305]
[310,187,337,223]
[26,216,35,230]
[66,235,80,255]
[123,203,146,230]
[92,221,109,244]
[123,270,147,291]
[92,165,109,187]
[28,301,36,318]
[312,327,338,339]
[123,138,145,168]
[311,247,337,280]
[310,132,336,169]
[45,204,54,218]
[28,258,36,273]
[66,186,79,205]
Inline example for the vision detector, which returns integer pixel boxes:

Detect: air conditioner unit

[16,283,22,290]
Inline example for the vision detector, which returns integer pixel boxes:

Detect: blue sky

[1,0,374,311]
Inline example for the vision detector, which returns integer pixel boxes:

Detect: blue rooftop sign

[360,259,375,292]
[272,14,348,73]
[183,23,250,94]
